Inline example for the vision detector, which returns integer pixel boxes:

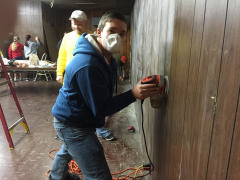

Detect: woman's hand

[131,81,162,100]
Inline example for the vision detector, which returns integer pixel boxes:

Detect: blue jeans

[50,118,112,180]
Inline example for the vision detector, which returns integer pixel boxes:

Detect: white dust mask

[104,34,122,53]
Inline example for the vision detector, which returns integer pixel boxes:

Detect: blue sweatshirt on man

[52,33,136,128]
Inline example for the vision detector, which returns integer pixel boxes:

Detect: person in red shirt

[8,35,24,81]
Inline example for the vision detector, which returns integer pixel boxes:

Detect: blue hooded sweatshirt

[52,33,136,128]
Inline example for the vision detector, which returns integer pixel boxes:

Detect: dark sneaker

[102,133,115,141]
[55,134,59,139]
[48,173,80,180]
[97,129,115,141]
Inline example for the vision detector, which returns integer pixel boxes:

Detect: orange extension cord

[47,149,151,180]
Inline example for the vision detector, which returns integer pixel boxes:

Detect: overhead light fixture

[74,2,96,4]
[50,0,55,8]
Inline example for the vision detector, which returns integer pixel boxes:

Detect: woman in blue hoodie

[49,12,161,180]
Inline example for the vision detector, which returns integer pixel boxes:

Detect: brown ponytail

[11,35,19,51]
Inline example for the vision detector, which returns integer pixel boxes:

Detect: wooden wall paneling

[164,0,175,76]
[131,0,175,179]
[227,93,240,180]
[132,2,157,176]
[14,1,24,41]
[14,0,44,58]
[150,1,178,179]
[35,0,45,57]
[25,0,30,33]
[166,0,182,96]
[32,0,36,34]
[29,0,33,32]
[180,0,207,179]
[207,0,240,179]
[151,0,178,179]
[30,1,35,33]
[4,0,29,57]
[187,0,228,179]
[161,0,196,179]
[130,0,239,179]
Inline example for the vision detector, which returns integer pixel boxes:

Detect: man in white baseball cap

[56,10,88,84]
[69,10,88,22]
